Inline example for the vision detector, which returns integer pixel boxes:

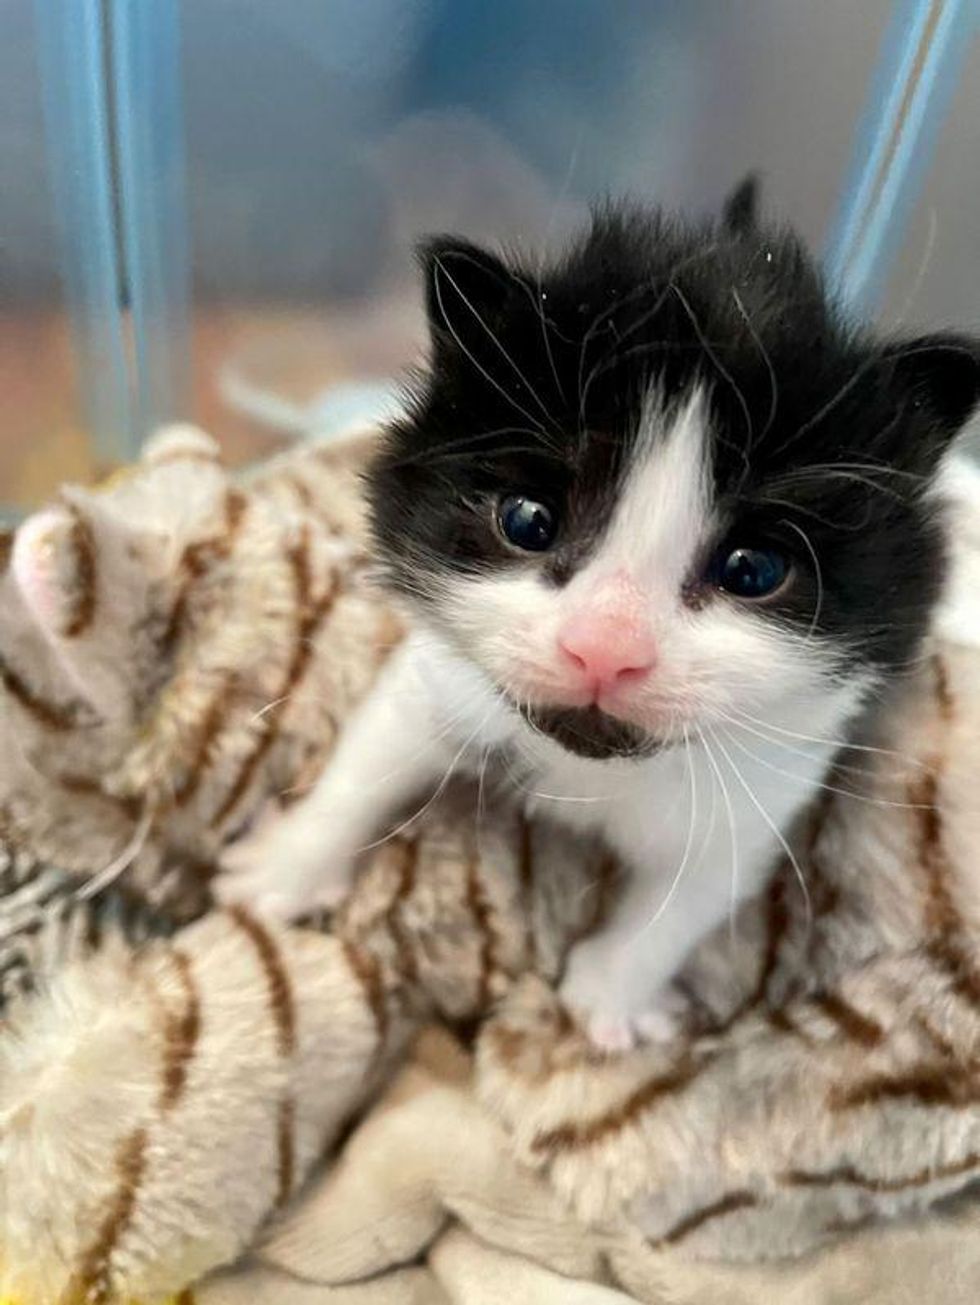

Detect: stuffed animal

[1,427,979,1302]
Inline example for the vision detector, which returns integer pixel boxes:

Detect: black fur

[521,704,654,760]
[369,180,980,688]
[722,173,760,235]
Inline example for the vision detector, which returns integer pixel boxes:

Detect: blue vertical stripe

[111,0,192,438]
[825,0,980,316]
[32,0,134,463]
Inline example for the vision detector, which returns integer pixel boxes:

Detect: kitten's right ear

[418,236,517,357]
[722,173,760,235]
[885,332,980,434]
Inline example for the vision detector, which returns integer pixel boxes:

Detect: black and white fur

[222,179,980,1048]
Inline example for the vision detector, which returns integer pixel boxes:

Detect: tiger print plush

[1,425,980,1303]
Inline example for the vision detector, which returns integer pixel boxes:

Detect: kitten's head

[369,179,980,760]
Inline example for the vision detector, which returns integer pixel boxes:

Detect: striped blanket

[1,426,979,1303]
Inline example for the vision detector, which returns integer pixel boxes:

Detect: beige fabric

[0,428,978,1303]
[196,1027,980,1305]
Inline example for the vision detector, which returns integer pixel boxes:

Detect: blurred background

[1,0,978,518]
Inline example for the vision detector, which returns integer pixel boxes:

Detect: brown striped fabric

[227,905,297,1056]
[158,950,202,1111]
[653,1191,760,1249]
[784,1151,980,1193]
[811,991,885,1048]
[174,674,241,807]
[60,503,97,638]
[342,938,389,1041]
[209,534,339,829]
[0,652,85,731]
[276,1096,296,1209]
[530,1055,709,1154]
[464,852,496,1009]
[67,1128,148,1305]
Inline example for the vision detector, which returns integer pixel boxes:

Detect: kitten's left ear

[418,236,518,358]
[722,173,760,235]
[886,332,980,432]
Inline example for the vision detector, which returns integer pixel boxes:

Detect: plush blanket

[1,426,979,1304]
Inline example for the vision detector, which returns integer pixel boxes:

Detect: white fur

[220,388,870,1047]
[934,452,980,649]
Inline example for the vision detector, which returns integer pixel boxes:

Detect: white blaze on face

[598,386,714,601]
[433,383,866,742]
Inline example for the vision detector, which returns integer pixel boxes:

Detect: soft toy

[1,427,979,1303]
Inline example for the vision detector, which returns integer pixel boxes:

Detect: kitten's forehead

[596,386,713,591]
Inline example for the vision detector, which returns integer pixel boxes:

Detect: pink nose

[557,610,657,693]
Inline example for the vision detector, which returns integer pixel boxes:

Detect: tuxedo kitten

[222,177,980,1049]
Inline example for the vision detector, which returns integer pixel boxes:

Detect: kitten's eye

[497,494,558,552]
[714,546,789,599]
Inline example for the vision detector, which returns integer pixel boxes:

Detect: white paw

[216,804,355,921]
[560,939,689,1054]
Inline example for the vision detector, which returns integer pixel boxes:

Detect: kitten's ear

[418,236,517,356]
[722,173,760,235]
[886,333,980,433]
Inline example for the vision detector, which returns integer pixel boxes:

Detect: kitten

[221,177,980,1048]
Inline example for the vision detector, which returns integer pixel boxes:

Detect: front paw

[560,939,690,1054]
[216,804,355,921]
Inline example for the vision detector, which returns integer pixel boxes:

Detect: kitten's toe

[560,941,690,1053]
[632,982,693,1043]
[559,944,640,1053]
[634,1005,682,1044]
[583,1014,639,1055]
[572,1001,683,1054]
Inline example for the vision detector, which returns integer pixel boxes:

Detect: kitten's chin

[520,703,660,761]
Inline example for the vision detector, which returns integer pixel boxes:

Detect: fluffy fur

[221,182,980,1046]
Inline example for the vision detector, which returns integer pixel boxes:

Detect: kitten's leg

[217,634,456,920]
[560,849,769,1051]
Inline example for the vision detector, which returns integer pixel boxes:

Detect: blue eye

[715,546,789,599]
[497,494,557,552]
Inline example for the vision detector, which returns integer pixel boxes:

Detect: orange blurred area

[0,298,419,516]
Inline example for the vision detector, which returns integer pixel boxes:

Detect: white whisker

[576,242,721,428]
[780,518,823,641]
[889,204,938,333]
[531,131,582,407]
[78,807,154,900]
[671,282,753,472]
[724,703,925,765]
[696,724,740,948]
[529,789,609,804]
[708,724,812,934]
[390,425,556,469]
[434,257,561,438]
[639,729,698,933]
[250,695,290,724]
[731,285,778,444]
[355,700,497,853]
[712,707,891,781]
[716,721,929,811]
